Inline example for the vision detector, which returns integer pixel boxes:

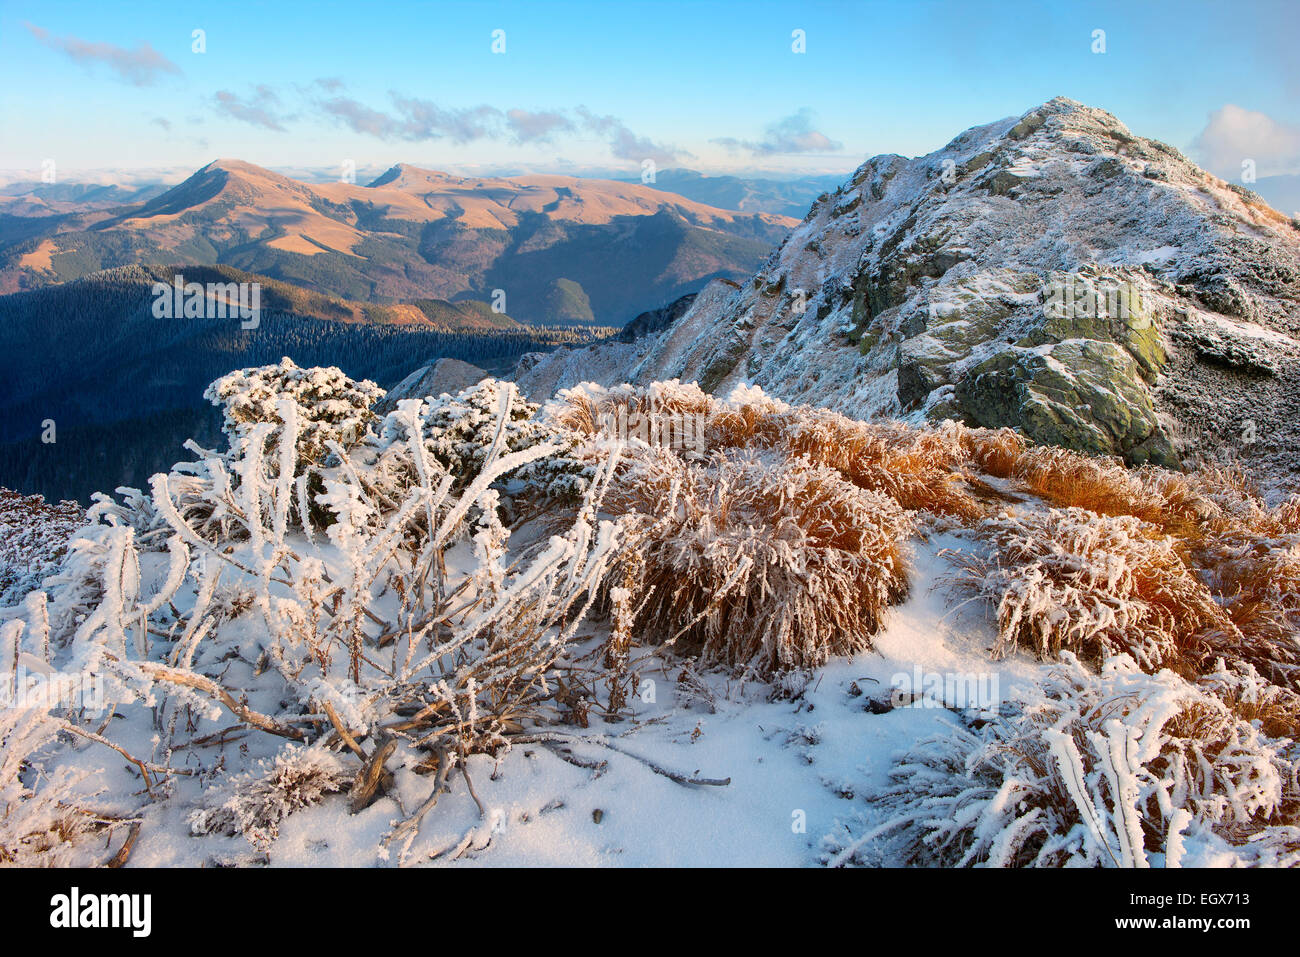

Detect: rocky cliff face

[520,98,1300,479]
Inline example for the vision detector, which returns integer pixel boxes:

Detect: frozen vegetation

[2,361,1297,867]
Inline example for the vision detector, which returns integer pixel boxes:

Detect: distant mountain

[0,181,170,215]
[620,168,847,219]
[0,159,796,325]
[0,264,606,502]
[520,98,1300,481]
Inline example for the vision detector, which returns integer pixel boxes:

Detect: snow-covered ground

[81,530,1039,868]
[5,369,1297,869]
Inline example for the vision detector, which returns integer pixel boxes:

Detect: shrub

[605,448,913,674]
[21,367,630,863]
[826,654,1300,868]
[945,507,1234,674]
[0,489,83,607]
[205,357,383,469]
[1,706,104,866]
[373,379,590,501]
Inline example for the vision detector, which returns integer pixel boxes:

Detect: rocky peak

[540,98,1300,479]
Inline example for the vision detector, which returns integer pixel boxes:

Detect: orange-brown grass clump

[1008,450,1292,546]
[996,448,1300,686]
[548,381,1027,521]
[946,507,1235,675]
[1195,533,1300,689]
[760,411,987,520]
[549,381,1299,686]
[549,380,714,439]
[1010,447,1207,537]
[1164,469,1300,688]
[1199,660,1300,741]
[606,448,914,675]
[711,397,1025,519]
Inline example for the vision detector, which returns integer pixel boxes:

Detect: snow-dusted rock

[377,357,490,412]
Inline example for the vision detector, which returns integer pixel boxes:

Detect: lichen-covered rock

[955,340,1177,466]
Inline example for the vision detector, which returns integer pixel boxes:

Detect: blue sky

[2,0,1297,179]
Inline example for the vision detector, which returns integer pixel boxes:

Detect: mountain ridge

[0,159,796,324]
[517,97,1300,479]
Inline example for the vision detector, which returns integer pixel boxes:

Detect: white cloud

[712,109,842,156]
[25,22,181,86]
[1192,104,1300,179]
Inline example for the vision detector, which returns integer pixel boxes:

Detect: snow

[110,530,1031,867]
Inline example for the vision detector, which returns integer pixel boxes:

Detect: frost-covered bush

[20,369,629,862]
[0,489,83,608]
[93,360,387,540]
[373,379,591,500]
[190,742,349,851]
[826,654,1300,868]
[205,357,383,469]
[1,706,102,866]
[946,507,1232,673]
[606,448,914,674]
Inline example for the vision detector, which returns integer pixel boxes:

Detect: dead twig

[384,746,451,865]
[523,732,731,787]
[105,820,143,868]
[349,735,398,813]
[323,700,365,759]
[58,721,158,796]
[138,662,307,741]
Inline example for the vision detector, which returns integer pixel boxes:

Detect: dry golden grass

[997,448,1300,686]
[1277,494,1300,533]
[969,428,1028,478]
[551,381,1300,690]
[769,413,985,520]
[1011,447,1193,532]
[550,380,714,439]
[946,508,1235,676]
[605,448,913,674]
[549,384,1021,521]
[1199,662,1300,741]
[1195,536,1300,690]
[849,653,1300,867]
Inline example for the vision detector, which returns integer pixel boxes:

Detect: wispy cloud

[390,97,501,142]
[506,108,574,143]
[214,87,289,132]
[1192,104,1300,179]
[317,94,685,163]
[24,22,181,86]
[713,109,841,155]
[576,107,683,165]
[322,95,498,141]
[321,96,400,138]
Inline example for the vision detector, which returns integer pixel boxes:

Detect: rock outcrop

[378,357,489,412]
